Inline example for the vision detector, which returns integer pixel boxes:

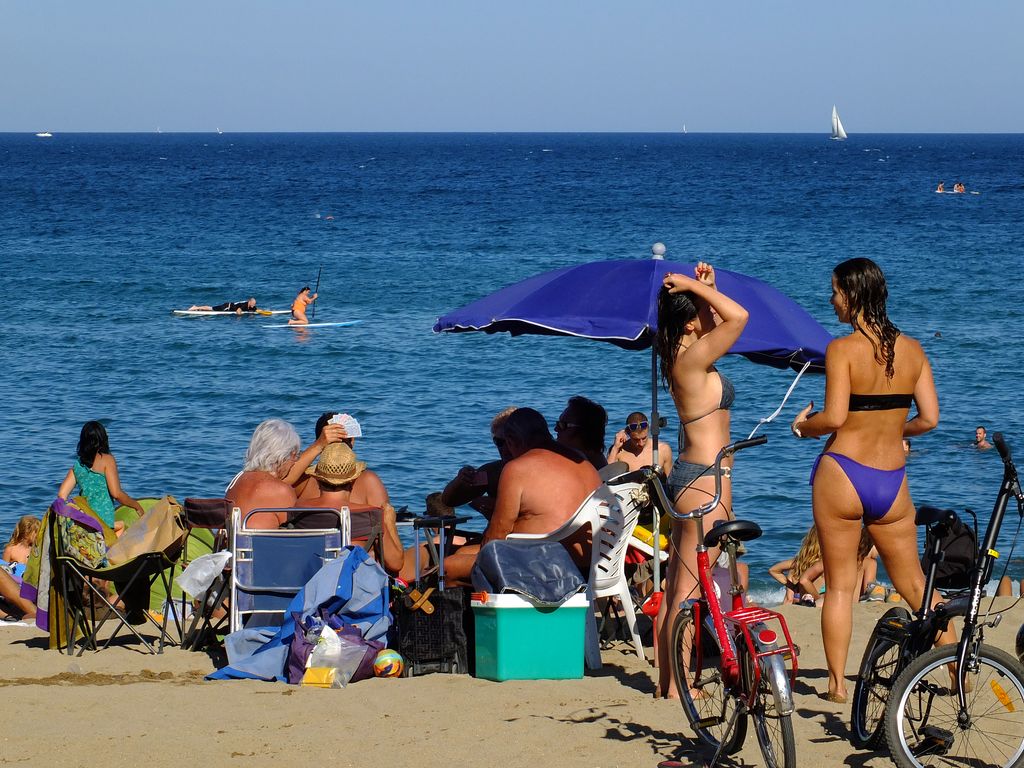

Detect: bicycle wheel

[884,643,1024,768]
[671,607,746,754]
[851,605,911,749]
[747,647,797,768]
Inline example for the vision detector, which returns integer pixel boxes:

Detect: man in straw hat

[297,442,404,575]
[439,407,601,584]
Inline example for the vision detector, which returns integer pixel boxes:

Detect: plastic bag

[175,552,233,597]
[307,626,368,688]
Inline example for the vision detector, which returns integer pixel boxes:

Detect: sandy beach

[2,599,1022,767]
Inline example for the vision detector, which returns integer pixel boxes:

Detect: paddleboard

[172,309,290,316]
[261,320,362,329]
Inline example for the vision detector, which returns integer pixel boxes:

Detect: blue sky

[2,1,1021,133]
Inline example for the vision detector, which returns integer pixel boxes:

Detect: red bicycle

[655,436,798,767]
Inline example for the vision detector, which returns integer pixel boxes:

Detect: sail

[831,105,848,140]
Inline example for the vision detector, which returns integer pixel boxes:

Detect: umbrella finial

[651,242,666,260]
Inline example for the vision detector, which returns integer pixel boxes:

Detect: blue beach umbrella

[434,249,832,589]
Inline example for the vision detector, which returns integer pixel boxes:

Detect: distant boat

[682,124,687,134]
[216,127,223,135]
[831,105,848,141]
[156,127,162,134]
[35,131,52,138]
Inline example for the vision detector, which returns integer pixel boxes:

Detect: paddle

[311,265,322,321]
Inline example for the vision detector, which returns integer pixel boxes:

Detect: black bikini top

[680,370,736,427]
[848,392,913,412]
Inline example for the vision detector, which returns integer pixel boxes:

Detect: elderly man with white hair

[226,418,303,529]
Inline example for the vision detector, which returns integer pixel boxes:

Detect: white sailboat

[35,131,52,138]
[831,105,847,141]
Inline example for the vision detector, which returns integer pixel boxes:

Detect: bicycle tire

[884,643,1024,768]
[670,607,746,754]
[851,605,911,749]
[747,650,797,768]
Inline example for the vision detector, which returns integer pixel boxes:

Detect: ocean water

[2,132,1022,598]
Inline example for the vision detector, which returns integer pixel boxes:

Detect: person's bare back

[226,471,297,528]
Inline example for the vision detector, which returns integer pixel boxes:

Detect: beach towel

[471,540,587,606]
[208,546,390,682]
[20,498,116,648]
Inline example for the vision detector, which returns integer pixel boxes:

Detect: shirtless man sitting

[440,408,602,584]
[226,419,302,528]
[607,411,673,475]
[293,443,404,575]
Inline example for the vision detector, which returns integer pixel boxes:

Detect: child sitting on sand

[0,516,40,621]
[57,421,144,535]
[1,516,40,582]
[769,525,880,606]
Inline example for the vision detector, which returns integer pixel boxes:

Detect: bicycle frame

[651,436,798,709]
[951,432,1023,716]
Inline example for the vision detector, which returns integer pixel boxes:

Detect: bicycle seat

[704,519,763,548]
[916,506,958,528]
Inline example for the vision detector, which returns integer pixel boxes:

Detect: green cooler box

[471,592,589,681]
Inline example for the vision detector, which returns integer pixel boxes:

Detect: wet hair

[833,258,900,380]
[566,395,607,454]
[243,419,301,473]
[315,412,339,439]
[626,411,648,424]
[301,286,311,293]
[976,426,987,434]
[76,421,110,469]
[656,286,700,391]
[502,408,552,450]
[6,516,40,548]
[490,406,518,437]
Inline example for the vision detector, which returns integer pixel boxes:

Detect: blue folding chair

[229,507,350,633]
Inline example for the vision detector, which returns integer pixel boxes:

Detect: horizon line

[5,130,1023,136]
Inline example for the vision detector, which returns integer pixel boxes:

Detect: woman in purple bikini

[790,257,953,703]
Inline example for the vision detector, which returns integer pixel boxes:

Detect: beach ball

[373,649,404,678]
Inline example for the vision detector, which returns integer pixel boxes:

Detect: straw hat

[307,443,366,485]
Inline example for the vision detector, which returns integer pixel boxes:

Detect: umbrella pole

[650,345,662,590]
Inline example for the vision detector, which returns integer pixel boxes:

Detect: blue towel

[209,546,391,682]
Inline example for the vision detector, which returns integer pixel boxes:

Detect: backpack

[921,514,977,591]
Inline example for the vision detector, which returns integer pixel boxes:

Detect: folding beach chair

[179,497,232,651]
[229,507,350,633]
[51,502,187,655]
[288,505,386,566]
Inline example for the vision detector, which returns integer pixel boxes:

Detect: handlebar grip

[728,435,768,455]
[994,432,1011,462]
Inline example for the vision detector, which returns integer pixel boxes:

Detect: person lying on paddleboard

[187,298,259,313]
[289,286,318,325]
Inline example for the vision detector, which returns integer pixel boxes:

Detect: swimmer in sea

[188,298,258,313]
[935,181,945,193]
[289,286,318,325]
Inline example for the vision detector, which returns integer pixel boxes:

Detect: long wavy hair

[656,286,700,391]
[76,421,110,469]
[833,257,901,379]
[791,525,872,583]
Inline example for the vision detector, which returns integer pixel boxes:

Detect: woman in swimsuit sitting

[654,262,749,699]
[790,257,953,703]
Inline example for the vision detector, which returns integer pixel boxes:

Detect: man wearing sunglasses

[608,411,674,475]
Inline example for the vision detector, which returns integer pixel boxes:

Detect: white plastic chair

[507,482,643,670]
[594,480,646,661]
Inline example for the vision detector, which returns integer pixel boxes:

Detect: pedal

[912,726,954,758]
[405,587,435,614]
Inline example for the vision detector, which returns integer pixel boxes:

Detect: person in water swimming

[790,257,954,703]
[187,298,259,313]
[289,286,318,325]
[935,181,945,193]
[653,261,749,699]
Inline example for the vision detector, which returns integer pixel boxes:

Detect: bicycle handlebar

[667,436,768,521]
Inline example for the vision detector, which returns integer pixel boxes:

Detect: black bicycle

[874,432,1024,767]
[850,507,976,749]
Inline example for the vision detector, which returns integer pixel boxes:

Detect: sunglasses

[555,419,582,431]
[625,421,650,432]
